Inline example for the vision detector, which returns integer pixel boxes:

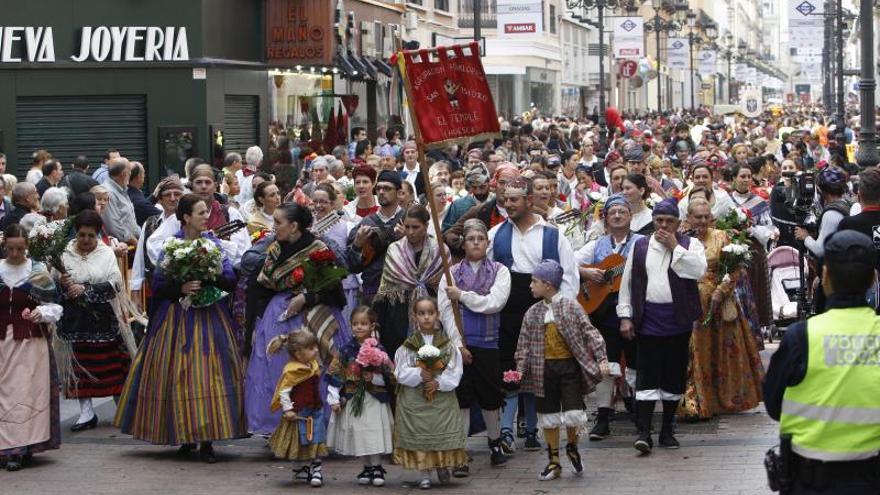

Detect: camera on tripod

[781,170,817,227]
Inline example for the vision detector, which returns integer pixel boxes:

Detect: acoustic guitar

[577,253,627,315]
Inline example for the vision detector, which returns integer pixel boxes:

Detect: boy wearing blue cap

[512,259,609,481]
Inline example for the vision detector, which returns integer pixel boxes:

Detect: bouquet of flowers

[344,337,392,417]
[702,242,753,327]
[415,344,447,402]
[291,248,348,294]
[502,370,522,384]
[160,237,225,308]
[28,219,71,273]
[714,207,752,244]
[251,228,271,244]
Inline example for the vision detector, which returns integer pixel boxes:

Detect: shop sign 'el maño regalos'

[0,26,189,63]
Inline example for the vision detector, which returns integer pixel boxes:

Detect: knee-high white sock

[482,408,501,440]
[594,377,616,409]
[370,454,382,466]
[460,408,471,438]
[77,398,94,424]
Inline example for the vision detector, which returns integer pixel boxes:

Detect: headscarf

[602,193,630,216]
[533,259,564,289]
[652,198,679,218]
[465,164,490,186]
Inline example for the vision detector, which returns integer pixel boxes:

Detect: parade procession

[0,1,879,494]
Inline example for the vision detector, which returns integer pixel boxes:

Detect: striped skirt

[65,341,130,399]
[114,300,247,445]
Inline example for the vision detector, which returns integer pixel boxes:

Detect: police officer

[764,230,880,494]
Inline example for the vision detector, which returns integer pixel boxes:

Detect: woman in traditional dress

[679,198,764,420]
[622,173,655,235]
[311,183,359,321]
[372,204,443,357]
[247,180,281,235]
[0,225,63,471]
[57,210,135,432]
[114,194,246,463]
[244,203,350,436]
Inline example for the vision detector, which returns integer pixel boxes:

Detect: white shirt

[342,196,379,223]
[146,206,252,268]
[437,261,511,349]
[394,333,463,392]
[616,234,707,319]
[630,207,653,233]
[487,215,579,299]
[402,163,420,187]
[731,191,778,246]
[678,186,735,219]
[542,292,565,324]
[0,260,62,324]
[130,211,175,291]
[235,169,256,206]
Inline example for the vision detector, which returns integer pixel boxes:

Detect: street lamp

[686,12,697,110]
[723,32,733,104]
[565,0,637,150]
[645,0,681,112]
[855,0,879,169]
[702,22,718,107]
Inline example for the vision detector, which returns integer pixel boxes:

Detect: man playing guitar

[574,194,643,441]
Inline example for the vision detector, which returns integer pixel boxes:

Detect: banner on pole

[394,42,500,149]
[612,17,644,59]
[497,0,543,38]
[667,37,688,69]
[741,86,762,118]
[697,50,716,75]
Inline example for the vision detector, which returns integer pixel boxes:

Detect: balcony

[458,0,498,28]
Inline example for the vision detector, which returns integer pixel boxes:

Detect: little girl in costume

[267,330,328,487]
[393,297,466,490]
[327,306,395,486]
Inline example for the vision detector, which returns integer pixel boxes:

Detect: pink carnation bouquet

[348,337,392,417]
[503,370,522,384]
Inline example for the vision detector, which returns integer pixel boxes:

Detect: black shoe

[199,443,217,464]
[517,420,526,438]
[357,466,373,485]
[500,427,516,454]
[293,464,311,482]
[589,409,612,441]
[634,432,653,455]
[524,430,541,451]
[565,443,583,474]
[489,438,508,466]
[176,443,197,456]
[5,455,22,472]
[70,414,98,432]
[370,465,387,487]
[452,464,469,478]
[659,430,680,449]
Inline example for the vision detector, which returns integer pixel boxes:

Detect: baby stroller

[768,246,810,334]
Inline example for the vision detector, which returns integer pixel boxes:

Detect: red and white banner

[396,42,500,149]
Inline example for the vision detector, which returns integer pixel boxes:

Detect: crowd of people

[0,103,873,489]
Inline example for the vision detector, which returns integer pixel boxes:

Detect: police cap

[823,230,877,266]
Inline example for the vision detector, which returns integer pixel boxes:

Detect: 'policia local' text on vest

[781,306,880,461]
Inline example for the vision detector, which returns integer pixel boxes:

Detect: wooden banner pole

[395,44,465,343]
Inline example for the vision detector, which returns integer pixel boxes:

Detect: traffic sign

[620,60,638,79]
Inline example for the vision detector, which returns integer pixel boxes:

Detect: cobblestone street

[5,351,780,495]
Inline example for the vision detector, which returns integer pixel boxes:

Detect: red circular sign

[620,60,638,79]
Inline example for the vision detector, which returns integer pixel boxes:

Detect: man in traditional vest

[575,194,643,440]
[764,230,880,494]
[487,177,579,454]
[617,198,707,455]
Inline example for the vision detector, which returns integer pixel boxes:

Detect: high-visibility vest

[780,306,880,462]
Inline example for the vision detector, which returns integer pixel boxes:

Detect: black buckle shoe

[293,464,311,482]
[634,431,653,455]
[5,455,22,472]
[452,464,469,478]
[659,429,680,449]
[199,443,217,464]
[489,438,508,466]
[70,414,98,432]
[589,413,611,441]
[371,465,387,487]
[176,443,197,456]
[357,466,373,485]
[565,443,583,474]
[524,430,541,451]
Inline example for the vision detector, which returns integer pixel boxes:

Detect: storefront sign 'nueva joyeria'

[0,26,189,63]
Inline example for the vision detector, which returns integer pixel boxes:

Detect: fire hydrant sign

[396,42,500,149]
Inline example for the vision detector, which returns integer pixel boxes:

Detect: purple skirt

[244,291,351,435]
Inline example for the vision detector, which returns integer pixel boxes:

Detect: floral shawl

[257,237,326,292]
[374,236,443,306]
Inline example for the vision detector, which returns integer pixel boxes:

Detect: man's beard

[475,192,489,202]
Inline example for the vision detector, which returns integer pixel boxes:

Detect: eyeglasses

[375,185,396,192]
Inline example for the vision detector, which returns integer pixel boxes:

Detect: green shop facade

[0,0,268,183]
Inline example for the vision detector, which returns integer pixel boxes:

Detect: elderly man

[0,182,38,230]
[101,158,139,246]
[127,161,161,225]
[131,177,184,310]
[442,164,491,231]
[617,198,706,455]
[399,141,425,197]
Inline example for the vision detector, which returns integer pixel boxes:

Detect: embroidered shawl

[257,238,326,292]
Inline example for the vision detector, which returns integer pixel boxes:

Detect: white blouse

[0,260,62,324]
[393,333,463,393]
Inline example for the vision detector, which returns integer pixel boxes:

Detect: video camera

[781,170,816,226]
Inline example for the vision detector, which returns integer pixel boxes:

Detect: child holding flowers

[392,297,466,490]
[266,330,327,487]
[326,306,394,487]
[510,260,609,481]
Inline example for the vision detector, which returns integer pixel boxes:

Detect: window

[408,0,423,5]
[435,0,449,11]
[549,4,556,34]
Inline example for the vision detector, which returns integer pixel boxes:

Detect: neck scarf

[452,258,499,296]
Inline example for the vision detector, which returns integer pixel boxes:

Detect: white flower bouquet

[160,237,225,308]
[415,344,446,402]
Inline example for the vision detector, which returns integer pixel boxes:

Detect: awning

[333,53,356,76]
[372,57,394,77]
[357,54,379,79]
[346,53,369,79]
